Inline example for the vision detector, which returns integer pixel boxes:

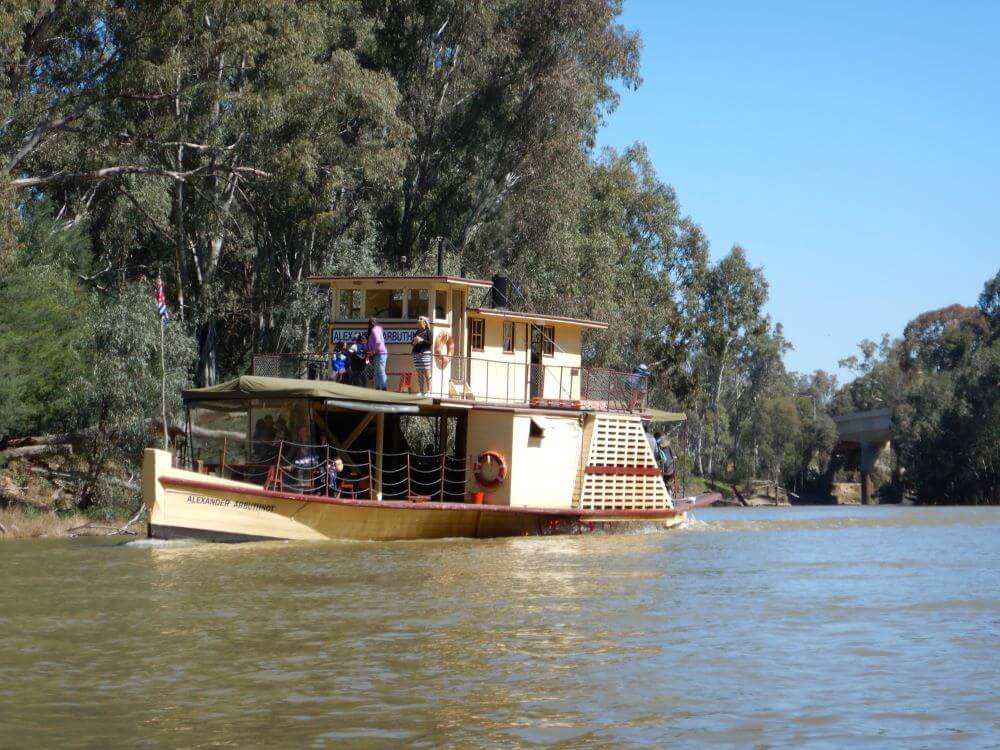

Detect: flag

[155,275,169,324]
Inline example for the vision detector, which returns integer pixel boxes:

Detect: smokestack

[491,274,512,309]
[436,237,444,276]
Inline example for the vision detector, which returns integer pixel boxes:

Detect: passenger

[348,333,369,387]
[624,363,651,411]
[252,418,270,462]
[273,416,289,445]
[648,430,662,466]
[291,426,320,493]
[411,315,433,395]
[366,317,389,390]
[330,341,349,382]
[260,414,278,464]
[328,457,344,496]
[656,435,676,489]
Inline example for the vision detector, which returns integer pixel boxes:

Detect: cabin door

[529,324,544,399]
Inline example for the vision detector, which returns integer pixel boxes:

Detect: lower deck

[144,450,696,542]
[181,377,684,514]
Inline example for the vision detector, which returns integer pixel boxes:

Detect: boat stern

[142,448,172,530]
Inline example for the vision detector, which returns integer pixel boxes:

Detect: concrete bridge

[831,408,893,504]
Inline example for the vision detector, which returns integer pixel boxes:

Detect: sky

[596,0,1000,380]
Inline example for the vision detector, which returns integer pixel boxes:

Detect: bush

[73,282,196,508]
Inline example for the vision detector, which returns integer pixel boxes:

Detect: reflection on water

[1,506,999,748]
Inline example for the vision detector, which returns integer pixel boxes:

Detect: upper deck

[253,274,649,414]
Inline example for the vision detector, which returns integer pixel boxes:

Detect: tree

[0,202,92,439]
[899,304,987,374]
[979,267,1000,339]
[692,246,769,476]
[362,0,640,268]
[73,282,196,510]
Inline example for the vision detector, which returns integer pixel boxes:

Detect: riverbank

[0,454,144,539]
[0,507,146,540]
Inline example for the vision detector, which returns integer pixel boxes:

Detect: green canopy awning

[642,408,687,423]
[183,375,433,406]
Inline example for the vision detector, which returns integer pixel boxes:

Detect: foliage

[0,204,92,440]
[1,3,994,508]
[73,283,196,509]
[837,269,1000,503]
[831,334,904,415]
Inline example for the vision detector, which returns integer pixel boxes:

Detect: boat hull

[143,451,703,542]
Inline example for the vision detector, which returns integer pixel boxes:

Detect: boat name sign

[331,328,415,345]
[186,494,275,513]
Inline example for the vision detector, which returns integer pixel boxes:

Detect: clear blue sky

[597,0,1000,379]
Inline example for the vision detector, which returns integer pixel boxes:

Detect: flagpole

[156,272,169,450]
[160,314,169,450]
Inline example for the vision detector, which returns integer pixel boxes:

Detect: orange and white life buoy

[474,449,508,489]
[434,332,454,368]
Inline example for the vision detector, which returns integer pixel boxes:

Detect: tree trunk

[196,320,218,387]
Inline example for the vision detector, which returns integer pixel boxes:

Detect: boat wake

[676,506,1000,533]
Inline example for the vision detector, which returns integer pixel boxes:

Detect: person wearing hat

[656,434,676,486]
[625,363,651,411]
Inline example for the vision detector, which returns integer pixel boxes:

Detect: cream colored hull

[143,450,686,542]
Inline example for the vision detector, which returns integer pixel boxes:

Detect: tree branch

[11,164,269,189]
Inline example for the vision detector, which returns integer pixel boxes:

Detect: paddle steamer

[143,274,718,541]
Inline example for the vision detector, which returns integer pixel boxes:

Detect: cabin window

[407,288,430,319]
[469,318,485,351]
[502,321,515,353]
[542,325,555,356]
[189,402,251,466]
[435,290,448,321]
[338,289,363,320]
[365,288,403,319]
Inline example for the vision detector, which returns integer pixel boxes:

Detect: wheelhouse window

[502,321,515,353]
[469,318,485,351]
[337,289,363,320]
[365,288,403,318]
[435,290,448,321]
[542,325,555,356]
[407,288,430,319]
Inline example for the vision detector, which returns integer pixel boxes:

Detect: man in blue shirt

[625,363,650,411]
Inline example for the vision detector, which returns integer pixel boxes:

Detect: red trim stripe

[159,476,701,519]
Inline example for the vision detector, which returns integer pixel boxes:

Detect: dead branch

[115,503,146,534]
[11,163,269,189]
[4,444,72,459]
[68,523,138,536]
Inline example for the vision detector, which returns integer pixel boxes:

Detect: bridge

[831,408,892,504]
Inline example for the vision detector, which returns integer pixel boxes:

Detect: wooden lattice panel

[577,415,672,510]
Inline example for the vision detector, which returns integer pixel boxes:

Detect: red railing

[250,353,648,412]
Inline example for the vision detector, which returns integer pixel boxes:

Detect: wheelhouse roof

[183,376,433,405]
[306,275,493,288]
[466,307,609,330]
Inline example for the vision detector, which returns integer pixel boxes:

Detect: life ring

[474,450,508,489]
[434,332,454,368]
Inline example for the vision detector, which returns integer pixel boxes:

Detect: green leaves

[72,282,196,506]
[0,204,93,440]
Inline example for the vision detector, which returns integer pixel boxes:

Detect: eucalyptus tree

[360,0,640,270]
[690,246,769,476]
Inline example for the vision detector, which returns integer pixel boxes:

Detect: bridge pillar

[859,441,886,505]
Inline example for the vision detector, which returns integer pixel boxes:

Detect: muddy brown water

[1,506,999,749]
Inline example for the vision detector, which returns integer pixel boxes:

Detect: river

[1,505,998,749]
